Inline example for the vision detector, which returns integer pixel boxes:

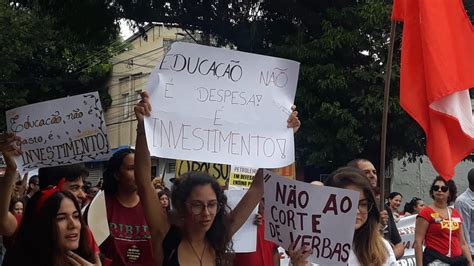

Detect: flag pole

[379,20,397,208]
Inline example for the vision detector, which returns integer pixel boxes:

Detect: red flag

[394,0,474,179]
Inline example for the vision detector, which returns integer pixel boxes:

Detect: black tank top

[162,226,182,266]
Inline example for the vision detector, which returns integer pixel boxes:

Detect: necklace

[187,239,207,266]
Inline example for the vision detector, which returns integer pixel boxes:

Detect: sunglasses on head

[432,185,448,192]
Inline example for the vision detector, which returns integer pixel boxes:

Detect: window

[123,93,130,119]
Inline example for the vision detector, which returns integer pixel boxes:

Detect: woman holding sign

[288,168,396,266]
[414,176,472,266]
[133,92,300,266]
[0,134,99,266]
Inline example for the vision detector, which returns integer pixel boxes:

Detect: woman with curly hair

[415,176,473,266]
[133,92,300,265]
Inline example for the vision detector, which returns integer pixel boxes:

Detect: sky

[120,19,135,40]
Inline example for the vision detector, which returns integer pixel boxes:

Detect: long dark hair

[403,197,422,214]
[103,148,134,195]
[171,171,233,265]
[158,190,171,211]
[6,191,94,266]
[325,168,388,266]
[9,198,24,215]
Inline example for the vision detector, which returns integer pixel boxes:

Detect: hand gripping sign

[6,92,111,173]
[145,42,300,168]
[263,170,359,265]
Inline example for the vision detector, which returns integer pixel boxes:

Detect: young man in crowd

[347,158,405,260]
[20,175,39,207]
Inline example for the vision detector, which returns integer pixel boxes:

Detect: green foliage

[264,0,425,170]
[115,0,426,171]
[0,0,120,131]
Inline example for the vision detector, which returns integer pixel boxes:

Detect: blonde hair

[326,168,388,266]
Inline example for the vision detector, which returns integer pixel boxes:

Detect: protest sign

[86,190,109,246]
[175,160,230,186]
[263,170,359,265]
[229,164,295,190]
[229,165,258,189]
[145,42,300,168]
[225,189,258,252]
[6,92,111,173]
[396,215,416,266]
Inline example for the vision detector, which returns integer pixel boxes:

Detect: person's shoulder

[417,205,433,220]
[456,190,470,202]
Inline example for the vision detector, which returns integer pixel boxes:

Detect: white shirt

[454,188,474,255]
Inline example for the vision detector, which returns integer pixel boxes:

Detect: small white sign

[145,42,300,168]
[225,189,258,252]
[6,92,111,173]
[263,170,359,265]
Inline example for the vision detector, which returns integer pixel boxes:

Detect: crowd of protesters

[0,91,473,266]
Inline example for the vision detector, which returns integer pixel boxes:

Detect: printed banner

[263,170,358,265]
[229,165,258,189]
[175,160,230,186]
[145,42,300,168]
[6,92,111,173]
[396,214,417,265]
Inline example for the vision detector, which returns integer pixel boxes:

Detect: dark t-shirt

[100,195,154,266]
[384,205,402,245]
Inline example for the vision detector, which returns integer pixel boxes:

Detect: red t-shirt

[418,206,463,257]
[233,218,279,266]
[100,195,154,266]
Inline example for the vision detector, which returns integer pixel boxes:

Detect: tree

[0,0,121,131]
[115,0,426,171]
[260,0,425,171]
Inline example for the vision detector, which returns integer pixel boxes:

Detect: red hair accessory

[36,178,66,212]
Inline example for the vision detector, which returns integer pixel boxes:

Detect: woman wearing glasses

[415,176,473,266]
[133,92,300,266]
[289,168,396,266]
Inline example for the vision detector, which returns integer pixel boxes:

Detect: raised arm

[228,169,264,236]
[134,92,171,245]
[0,133,21,236]
[228,105,300,236]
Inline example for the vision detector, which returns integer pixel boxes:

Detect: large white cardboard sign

[263,171,359,265]
[145,42,300,168]
[6,92,111,173]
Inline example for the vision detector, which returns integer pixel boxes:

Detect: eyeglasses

[432,185,448,192]
[358,199,374,214]
[186,201,220,215]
